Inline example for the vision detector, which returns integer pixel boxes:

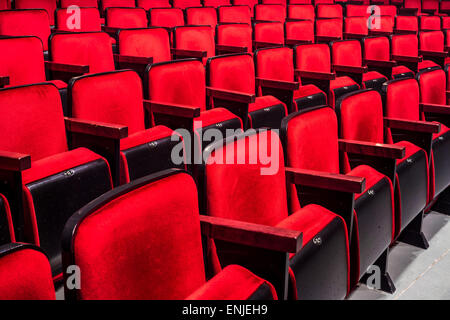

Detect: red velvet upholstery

[417,68,446,105]
[149,8,184,29]
[285,20,314,43]
[346,4,371,17]
[233,0,258,13]
[204,0,231,7]
[172,0,201,9]
[332,40,362,67]
[379,4,397,17]
[137,0,171,9]
[0,10,51,51]
[0,245,55,300]
[216,23,252,53]
[295,43,331,73]
[186,7,218,34]
[105,8,148,29]
[316,18,343,39]
[15,0,57,25]
[391,34,419,57]
[0,0,10,9]
[254,22,284,45]
[364,36,390,62]
[218,5,252,24]
[376,16,395,33]
[443,17,450,29]
[419,16,441,31]
[100,0,136,14]
[55,7,102,32]
[255,4,286,22]
[50,32,115,74]
[384,78,421,121]
[420,30,445,52]
[395,15,418,33]
[60,0,98,7]
[118,28,171,63]
[345,17,368,36]
[287,4,315,21]
[317,4,343,19]
[174,26,215,62]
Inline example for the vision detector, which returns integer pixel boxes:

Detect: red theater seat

[203,129,354,299]
[294,43,359,108]
[62,170,279,300]
[316,4,343,19]
[285,20,314,45]
[0,195,13,246]
[149,8,185,32]
[14,0,57,26]
[281,105,398,292]
[185,7,218,35]
[99,0,136,16]
[172,0,201,9]
[254,46,326,112]
[206,53,288,129]
[136,0,171,9]
[233,0,259,14]
[390,34,423,76]
[218,5,252,24]
[55,7,102,33]
[419,31,448,69]
[395,15,419,34]
[362,36,399,80]
[337,89,431,246]
[419,15,442,31]
[60,0,98,7]
[254,4,287,22]
[216,23,252,53]
[0,243,55,300]
[0,0,10,9]
[253,21,285,48]
[0,83,113,278]
[204,0,231,7]
[104,7,148,29]
[315,18,343,42]
[344,16,369,39]
[0,10,51,52]
[68,70,186,185]
[287,4,315,21]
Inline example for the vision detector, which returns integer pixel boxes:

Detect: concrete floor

[348,211,450,300]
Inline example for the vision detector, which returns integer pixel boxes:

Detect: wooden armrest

[143,99,201,118]
[65,117,128,139]
[206,87,255,103]
[0,76,9,86]
[0,150,31,171]
[113,54,153,65]
[364,59,397,68]
[384,117,440,133]
[285,38,313,46]
[216,44,248,53]
[255,77,300,91]
[315,35,341,43]
[285,167,365,194]
[338,139,405,159]
[391,55,422,63]
[295,70,336,80]
[333,65,368,74]
[419,50,448,58]
[421,103,450,115]
[45,61,89,74]
[344,32,368,39]
[200,215,302,253]
[170,48,207,59]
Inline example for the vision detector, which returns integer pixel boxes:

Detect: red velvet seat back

[172,0,201,9]
[218,5,252,24]
[118,28,171,63]
[149,8,184,28]
[345,17,368,35]
[284,107,340,174]
[420,16,441,31]
[136,0,171,9]
[377,16,394,33]
[285,20,314,43]
[441,1,450,12]
[379,5,397,17]
[0,0,10,9]
[0,10,51,51]
[317,4,343,19]
[205,130,289,226]
[71,172,206,299]
[207,54,255,95]
[404,0,421,13]
[105,8,148,29]
[15,0,57,25]
[0,245,55,300]
[262,0,287,4]
[0,83,68,161]
[395,16,418,33]
[255,4,286,22]
[147,60,206,111]
[204,0,231,7]
[417,68,446,105]
[315,18,343,39]
[186,7,218,32]
[60,0,98,7]
[345,4,370,17]
[423,0,439,11]
[0,36,47,87]
[287,4,315,20]
[56,7,101,32]
[100,0,136,14]
[391,34,419,57]
[383,78,420,121]
[295,44,331,73]
[233,0,259,13]
[70,70,146,135]
[216,23,252,52]
[364,36,390,61]
[338,90,384,144]
[420,31,444,52]
[174,26,215,59]
[255,47,294,82]
[50,32,115,74]
[254,22,284,45]
[332,40,362,67]
[289,0,312,3]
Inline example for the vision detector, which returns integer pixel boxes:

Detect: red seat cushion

[330,76,357,90]
[23,147,107,185]
[293,84,324,100]
[249,95,286,114]
[348,165,389,200]
[363,71,387,82]
[392,65,414,76]
[395,140,425,165]
[186,265,277,300]
[195,108,242,129]
[419,60,439,70]
[120,125,174,151]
